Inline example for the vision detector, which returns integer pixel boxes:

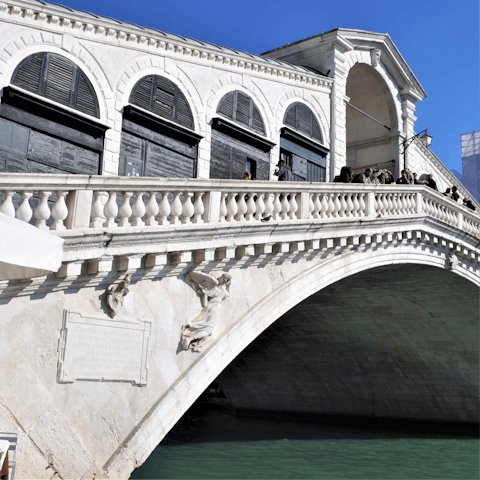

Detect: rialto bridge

[0,175,479,479]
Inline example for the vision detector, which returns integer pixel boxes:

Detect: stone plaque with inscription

[57,311,151,385]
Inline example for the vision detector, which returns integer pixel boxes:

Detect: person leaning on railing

[396,170,410,185]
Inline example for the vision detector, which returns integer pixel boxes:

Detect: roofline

[262,28,426,99]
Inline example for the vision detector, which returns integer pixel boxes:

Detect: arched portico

[105,241,479,478]
[346,62,400,175]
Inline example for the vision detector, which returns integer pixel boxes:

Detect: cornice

[0,0,332,90]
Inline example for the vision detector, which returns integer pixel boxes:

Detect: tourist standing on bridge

[274,160,292,181]
[352,168,372,183]
[451,186,460,202]
[396,170,410,184]
[334,166,353,183]
[426,174,438,191]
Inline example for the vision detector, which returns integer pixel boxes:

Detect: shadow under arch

[346,62,400,175]
[106,244,479,476]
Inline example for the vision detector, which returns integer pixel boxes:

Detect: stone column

[400,90,419,172]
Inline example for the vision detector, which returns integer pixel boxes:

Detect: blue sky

[62,0,479,173]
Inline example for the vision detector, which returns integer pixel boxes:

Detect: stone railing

[0,174,479,238]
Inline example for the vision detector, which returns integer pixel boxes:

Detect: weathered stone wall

[217,264,479,423]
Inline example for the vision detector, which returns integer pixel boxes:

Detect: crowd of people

[332,166,476,211]
[243,162,477,213]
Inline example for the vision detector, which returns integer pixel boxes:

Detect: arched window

[210,90,272,180]
[12,52,99,118]
[0,53,106,179]
[129,75,194,130]
[284,102,323,144]
[217,90,266,136]
[280,103,328,182]
[120,75,201,178]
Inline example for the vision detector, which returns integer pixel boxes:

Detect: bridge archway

[346,63,399,175]
[106,241,479,477]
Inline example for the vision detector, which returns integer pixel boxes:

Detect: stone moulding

[0,0,332,90]
[57,310,151,386]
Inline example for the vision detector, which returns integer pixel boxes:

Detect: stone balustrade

[0,174,479,238]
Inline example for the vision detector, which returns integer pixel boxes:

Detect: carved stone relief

[106,274,131,318]
[370,48,381,68]
[446,252,458,270]
[181,271,232,353]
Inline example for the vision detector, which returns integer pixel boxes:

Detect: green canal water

[131,405,479,479]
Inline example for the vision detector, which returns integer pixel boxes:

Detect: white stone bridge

[1,174,479,479]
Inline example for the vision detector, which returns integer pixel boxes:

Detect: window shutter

[75,72,98,118]
[175,91,194,129]
[130,76,153,112]
[283,102,323,144]
[44,55,76,107]
[284,105,296,128]
[11,52,100,118]
[129,75,195,131]
[252,104,266,135]
[235,92,251,127]
[12,53,45,94]
[216,90,266,136]
[217,91,234,118]
[154,76,175,120]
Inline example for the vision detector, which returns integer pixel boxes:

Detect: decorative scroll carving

[371,48,381,68]
[446,252,458,270]
[181,271,232,352]
[106,274,131,318]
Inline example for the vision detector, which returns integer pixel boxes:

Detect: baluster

[327,193,335,218]
[401,194,408,215]
[118,192,133,227]
[339,194,347,217]
[351,194,359,217]
[170,191,183,225]
[376,194,384,216]
[346,194,354,217]
[219,192,228,223]
[50,191,68,231]
[34,191,52,231]
[236,193,247,222]
[272,193,282,220]
[0,191,15,217]
[332,194,341,218]
[387,194,394,216]
[245,194,256,222]
[16,191,33,223]
[358,193,366,217]
[320,193,329,218]
[192,192,205,224]
[158,192,171,226]
[406,194,414,214]
[313,193,321,219]
[280,193,290,220]
[145,192,159,226]
[131,192,146,227]
[308,193,314,219]
[255,194,266,221]
[226,192,238,222]
[90,191,106,228]
[264,193,274,219]
[182,192,194,225]
[103,191,118,228]
[288,193,298,220]
[392,195,399,215]
[423,198,430,216]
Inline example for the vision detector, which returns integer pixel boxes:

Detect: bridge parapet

[0,174,479,277]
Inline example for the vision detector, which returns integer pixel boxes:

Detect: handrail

[0,174,478,238]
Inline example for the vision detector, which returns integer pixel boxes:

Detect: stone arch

[105,242,479,478]
[343,48,402,174]
[344,48,402,132]
[206,73,275,141]
[275,88,330,147]
[0,32,113,124]
[115,56,204,135]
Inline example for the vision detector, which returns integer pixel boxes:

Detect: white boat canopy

[0,213,64,281]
